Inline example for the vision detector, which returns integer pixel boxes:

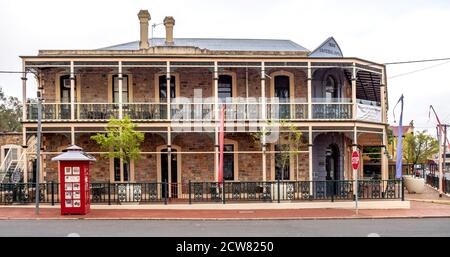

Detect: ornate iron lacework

[315,181,326,199]
[149,183,158,201]
[385,180,396,198]
[208,183,221,202]
[286,183,295,200]
[193,183,204,201]
[300,181,310,200]
[232,183,241,200]
[261,183,271,201]
[371,181,381,198]
[247,182,257,200]
[133,184,142,201]
[118,184,127,202]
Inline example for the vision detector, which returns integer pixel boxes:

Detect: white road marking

[67,232,80,237]
[367,233,381,237]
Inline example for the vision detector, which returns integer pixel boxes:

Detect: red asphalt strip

[0,202,449,220]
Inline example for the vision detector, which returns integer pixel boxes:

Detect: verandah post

[277,179,280,203]
[108,181,111,205]
[222,180,226,204]
[188,180,192,204]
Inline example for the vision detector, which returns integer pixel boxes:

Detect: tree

[90,116,145,163]
[251,120,306,180]
[0,87,22,132]
[403,130,439,174]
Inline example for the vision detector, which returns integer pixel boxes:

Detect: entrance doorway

[326,144,340,195]
[160,148,178,198]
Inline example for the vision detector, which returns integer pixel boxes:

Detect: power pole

[442,124,448,197]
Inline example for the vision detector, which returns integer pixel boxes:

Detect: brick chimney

[164,16,175,45]
[138,10,151,49]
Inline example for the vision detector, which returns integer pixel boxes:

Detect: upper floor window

[159,75,176,100]
[218,75,232,101]
[325,75,338,100]
[112,75,129,103]
[274,76,290,101]
[60,75,77,103]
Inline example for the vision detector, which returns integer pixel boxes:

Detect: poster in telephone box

[51,145,96,215]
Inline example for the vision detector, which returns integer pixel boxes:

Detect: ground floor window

[223,144,234,181]
[275,144,290,180]
[114,158,130,182]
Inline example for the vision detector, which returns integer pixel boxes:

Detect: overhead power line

[388,60,450,79]
[384,57,450,65]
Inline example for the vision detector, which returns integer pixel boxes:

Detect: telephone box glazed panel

[59,161,90,215]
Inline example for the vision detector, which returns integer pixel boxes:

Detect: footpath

[0,185,449,220]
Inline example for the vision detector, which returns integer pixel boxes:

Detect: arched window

[325,75,338,100]
[218,75,232,100]
[274,75,290,119]
[274,76,290,100]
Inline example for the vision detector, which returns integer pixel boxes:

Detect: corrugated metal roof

[98,38,309,52]
[51,145,96,161]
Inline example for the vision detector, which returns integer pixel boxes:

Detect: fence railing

[25,99,381,122]
[0,180,402,205]
[426,174,449,194]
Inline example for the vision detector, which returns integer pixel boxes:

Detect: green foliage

[403,130,439,173]
[251,120,307,179]
[90,116,144,163]
[0,87,22,132]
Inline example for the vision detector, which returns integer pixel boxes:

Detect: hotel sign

[309,37,343,58]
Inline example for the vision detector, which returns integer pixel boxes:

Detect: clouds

[1,0,449,128]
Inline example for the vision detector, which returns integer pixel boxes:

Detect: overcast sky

[1,0,450,132]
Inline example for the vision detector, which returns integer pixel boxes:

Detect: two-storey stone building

[17,10,389,199]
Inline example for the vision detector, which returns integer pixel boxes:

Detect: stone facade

[40,67,312,103]
[0,132,21,147]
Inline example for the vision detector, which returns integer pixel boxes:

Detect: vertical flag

[218,105,225,183]
[393,94,404,179]
[429,105,450,150]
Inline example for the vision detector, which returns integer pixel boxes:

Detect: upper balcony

[23,97,382,123]
[21,58,386,125]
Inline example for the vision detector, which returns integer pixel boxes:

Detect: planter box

[403,175,425,194]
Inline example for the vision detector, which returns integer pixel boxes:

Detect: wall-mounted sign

[309,37,343,58]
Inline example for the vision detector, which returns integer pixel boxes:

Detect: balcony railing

[25,98,381,122]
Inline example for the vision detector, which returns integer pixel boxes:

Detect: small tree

[403,131,439,175]
[0,87,22,132]
[91,116,144,164]
[251,120,306,180]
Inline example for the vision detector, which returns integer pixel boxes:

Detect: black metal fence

[426,174,450,194]
[0,179,403,205]
[188,180,403,203]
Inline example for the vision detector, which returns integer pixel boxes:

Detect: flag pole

[218,105,225,194]
[393,95,404,179]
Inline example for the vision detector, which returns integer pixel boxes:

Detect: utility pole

[35,76,42,214]
[441,124,448,197]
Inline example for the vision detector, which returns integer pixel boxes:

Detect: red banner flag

[218,105,225,183]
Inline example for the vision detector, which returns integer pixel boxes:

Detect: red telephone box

[52,145,96,215]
